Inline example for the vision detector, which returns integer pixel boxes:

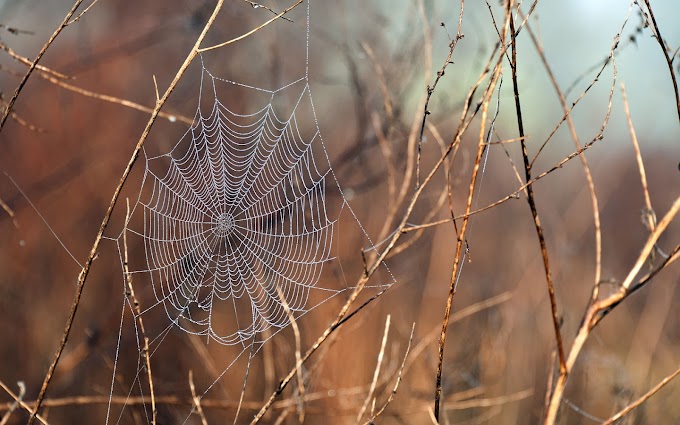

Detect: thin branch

[445,389,533,410]
[0,195,19,229]
[0,380,48,425]
[242,1,293,22]
[0,381,25,425]
[189,371,209,425]
[621,83,654,229]
[372,112,397,208]
[355,315,390,423]
[0,41,71,80]
[434,11,509,420]
[524,10,603,304]
[366,323,415,424]
[0,93,45,133]
[511,2,565,374]
[123,199,156,425]
[198,0,303,53]
[38,71,192,124]
[602,364,680,425]
[642,0,680,124]
[0,0,85,134]
[0,25,34,36]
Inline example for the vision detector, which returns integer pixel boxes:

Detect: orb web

[124,73,344,346]
[104,2,393,422]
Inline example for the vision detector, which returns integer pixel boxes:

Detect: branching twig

[416,1,465,188]
[433,5,512,421]
[198,1,303,53]
[621,83,655,230]
[66,0,99,25]
[0,0,85,135]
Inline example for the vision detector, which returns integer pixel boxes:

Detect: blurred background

[0,0,678,424]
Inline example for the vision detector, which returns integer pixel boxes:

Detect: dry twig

[189,370,209,425]
[0,0,85,136]
[0,380,48,425]
[355,315,390,423]
[123,199,156,425]
[366,323,415,424]
[640,0,680,124]
[601,364,680,425]
[509,0,566,375]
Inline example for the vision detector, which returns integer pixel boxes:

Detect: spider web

[125,72,336,347]
[103,2,393,423]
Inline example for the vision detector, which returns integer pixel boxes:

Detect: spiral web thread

[104,2,393,423]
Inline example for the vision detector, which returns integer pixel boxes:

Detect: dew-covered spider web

[102,1,393,423]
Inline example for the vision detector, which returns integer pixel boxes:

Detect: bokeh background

[0,0,678,424]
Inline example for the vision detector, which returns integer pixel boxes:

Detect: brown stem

[642,0,680,124]
[434,5,513,420]
[508,0,566,375]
